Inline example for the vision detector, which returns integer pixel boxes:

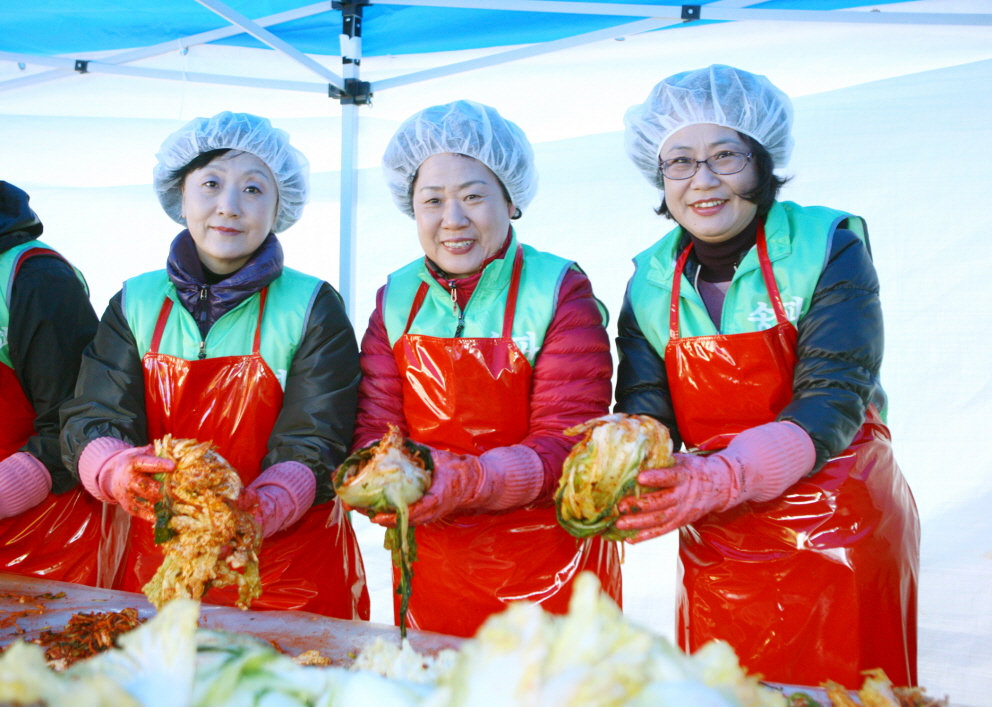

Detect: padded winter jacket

[615,211,886,471]
[354,253,613,503]
[60,232,360,504]
[0,182,98,493]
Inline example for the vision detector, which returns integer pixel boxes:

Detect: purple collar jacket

[166,231,283,339]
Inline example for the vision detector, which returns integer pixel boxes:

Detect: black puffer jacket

[0,182,98,493]
[615,221,885,471]
[60,234,361,505]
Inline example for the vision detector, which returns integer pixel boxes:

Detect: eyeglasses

[660,151,753,180]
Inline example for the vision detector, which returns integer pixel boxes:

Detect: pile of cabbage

[0,573,784,707]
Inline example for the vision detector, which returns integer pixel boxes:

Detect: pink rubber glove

[372,445,545,527]
[0,452,52,519]
[615,421,816,543]
[236,461,316,538]
[78,437,175,522]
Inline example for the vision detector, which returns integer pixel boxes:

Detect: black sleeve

[262,283,361,505]
[8,256,98,494]
[613,281,683,452]
[778,229,884,470]
[59,290,148,476]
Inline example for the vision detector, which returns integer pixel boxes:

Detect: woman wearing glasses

[612,65,919,688]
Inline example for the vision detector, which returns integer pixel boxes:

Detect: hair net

[624,65,794,189]
[153,111,309,233]
[382,100,537,218]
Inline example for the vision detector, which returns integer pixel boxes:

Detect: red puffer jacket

[354,265,612,503]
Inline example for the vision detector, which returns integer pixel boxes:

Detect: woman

[61,112,369,619]
[354,100,621,638]
[613,65,920,688]
[0,181,104,585]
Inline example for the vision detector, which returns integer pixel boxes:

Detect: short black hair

[655,132,788,219]
[168,148,233,186]
[409,153,521,219]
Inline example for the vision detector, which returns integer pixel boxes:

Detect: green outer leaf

[152,473,175,545]
[555,476,642,540]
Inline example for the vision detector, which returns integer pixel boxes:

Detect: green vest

[382,233,592,365]
[629,201,867,355]
[123,268,322,390]
[0,240,87,369]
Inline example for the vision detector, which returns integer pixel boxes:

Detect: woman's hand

[614,421,817,543]
[615,453,738,543]
[371,445,544,527]
[77,437,175,521]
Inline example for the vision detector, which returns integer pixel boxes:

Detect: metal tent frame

[1,0,989,319]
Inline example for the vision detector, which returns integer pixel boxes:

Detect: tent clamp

[74,59,89,73]
[335,0,369,66]
[340,78,372,106]
[681,5,701,22]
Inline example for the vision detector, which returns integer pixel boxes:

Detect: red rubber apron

[666,224,919,688]
[0,248,106,586]
[117,289,370,619]
[393,246,621,637]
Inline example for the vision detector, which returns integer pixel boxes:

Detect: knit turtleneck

[689,214,760,283]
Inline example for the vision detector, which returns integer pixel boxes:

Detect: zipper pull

[448,280,458,316]
[199,285,208,301]
[198,340,206,360]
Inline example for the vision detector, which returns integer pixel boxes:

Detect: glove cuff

[248,461,316,537]
[476,445,544,513]
[0,452,52,519]
[78,437,132,503]
[720,421,817,507]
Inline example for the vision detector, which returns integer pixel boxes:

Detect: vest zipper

[198,286,209,359]
[448,279,468,337]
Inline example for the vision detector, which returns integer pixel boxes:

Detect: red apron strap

[149,297,174,354]
[754,222,790,327]
[403,282,431,336]
[501,246,525,338]
[253,287,268,355]
[669,220,789,338]
[13,248,63,279]
[669,243,694,340]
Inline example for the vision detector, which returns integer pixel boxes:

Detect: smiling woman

[60,112,370,621]
[178,150,280,275]
[412,152,516,277]
[614,64,920,690]
[351,100,621,638]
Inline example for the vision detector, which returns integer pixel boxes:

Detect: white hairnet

[624,65,794,189]
[153,111,309,233]
[382,100,537,218]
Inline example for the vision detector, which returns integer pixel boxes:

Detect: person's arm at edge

[9,256,98,493]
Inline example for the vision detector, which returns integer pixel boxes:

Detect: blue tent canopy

[0,0,944,56]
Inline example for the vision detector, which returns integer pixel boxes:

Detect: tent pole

[336,1,371,322]
[339,101,359,322]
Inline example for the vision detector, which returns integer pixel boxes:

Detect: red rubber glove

[614,421,816,543]
[372,445,545,527]
[78,437,175,522]
[0,452,52,519]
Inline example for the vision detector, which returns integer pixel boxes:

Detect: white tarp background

[1,1,990,702]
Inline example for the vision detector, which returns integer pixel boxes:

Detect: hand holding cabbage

[555,413,675,540]
[144,436,262,610]
[334,424,433,636]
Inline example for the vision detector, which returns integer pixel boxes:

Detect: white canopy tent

[2,1,991,703]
